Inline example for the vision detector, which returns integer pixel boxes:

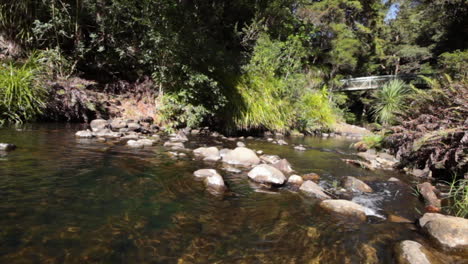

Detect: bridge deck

[339,74,427,91]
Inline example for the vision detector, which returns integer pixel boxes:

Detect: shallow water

[0,123,457,263]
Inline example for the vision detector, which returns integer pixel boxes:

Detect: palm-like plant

[372,79,410,126]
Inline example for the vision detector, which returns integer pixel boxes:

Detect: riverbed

[0,123,455,263]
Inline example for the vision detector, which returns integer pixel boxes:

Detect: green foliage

[362,134,384,149]
[446,177,468,218]
[371,80,410,125]
[0,54,47,124]
[297,90,337,132]
[158,92,210,131]
[439,50,468,80]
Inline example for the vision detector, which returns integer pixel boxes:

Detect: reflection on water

[0,123,447,263]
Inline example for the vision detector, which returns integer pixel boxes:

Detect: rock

[127,122,141,131]
[121,133,139,140]
[299,181,331,200]
[294,145,306,151]
[92,129,121,138]
[395,240,434,264]
[193,147,220,161]
[0,143,16,151]
[322,133,329,138]
[204,173,226,193]
[75,130,94,138]
[110,119,127,130]
[247,164,286,185]
[138,138,155,146]
[260,154,281,164]
[319,199,367,221]
[151,134,161,141]
[163,141,185,150]
[256,150,263,155]
[417,182,441,212]
[388,214,413,223]
[342,176,373,193]
[171,131,188,142]
[221,164,242,173]
[277,139,288,145]
[90,119,109,132]
[302,173,320,181]
[271,159,294,174]
[127,140,144,148]
[408,168,430,178]
[342,158,375,170]
[236,141,246,147]
[388,177,401,182]
[219,148,231,157]
[191,129,200,135]
[287,175,303,185]
[222,147,260,166]
[267,138,274,142]
[419,213,468,253]
[193,169,218,178]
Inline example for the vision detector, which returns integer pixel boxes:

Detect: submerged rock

[294,145,306,151]
[75,130,93,138]
[287,175,303,185]
[90,119,109,132]
[419,213,468,253]
[222,147,260,166]
[0,143,16,151]
[394,240,434,264]
[302,172,320,181]
[342,176,373,193]
[299,181,331,200]
[248,164,286,185]
[319,199,367,221]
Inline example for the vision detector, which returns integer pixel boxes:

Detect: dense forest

[0,0,467,177]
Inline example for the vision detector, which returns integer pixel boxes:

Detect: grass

[359,133,384,149]
[372,79,410,126]
[446,177,468,218]
[0,54,47,124]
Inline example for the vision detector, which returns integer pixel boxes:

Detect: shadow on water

[0,123,460,263]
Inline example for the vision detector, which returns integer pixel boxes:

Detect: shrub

[362,134,384,149]
[438,50,468,80]
[297,89,337,132]
[371,79,410,126]
[0,54,47,124]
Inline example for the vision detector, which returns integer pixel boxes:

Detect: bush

[438,50,468,80]
[372,79,410,126]
[297,89,337,132]
[362,134,384,149]
[0,54,47,124]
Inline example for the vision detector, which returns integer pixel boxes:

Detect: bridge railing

[338,74,431,91]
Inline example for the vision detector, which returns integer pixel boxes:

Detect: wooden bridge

[338,74,428,91]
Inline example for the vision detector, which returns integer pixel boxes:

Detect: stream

[0,123,442,263]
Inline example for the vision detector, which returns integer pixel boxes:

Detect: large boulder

[342,176,373,193]
[222,147,260,166]
[193,147,220,161]
[75,130,93,138]
[394,240,435,264]
[247,164,286,185]
[299,181,331,200]
[271,159,294,174]
[419,213,468,253]
[0,143,16,151]
[90,119,109,132]
[319,199,367,221]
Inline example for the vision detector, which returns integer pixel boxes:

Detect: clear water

[0,123,457,263]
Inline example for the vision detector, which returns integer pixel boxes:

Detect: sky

[385,3,401,22]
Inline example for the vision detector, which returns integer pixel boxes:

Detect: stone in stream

[299,181,331,200]
[394,240,435,264]
[271,159,294,174]
[75,130,93,138]
[388,177,401,182]
[193,147,220,161]
[342,176,373,193]
[127,140,143,148]
[419,213,468,253]
[92,129,121,138]
[417,182,441,212]
[193,169,219,178]
[277,139,288,145]
[287,175,304,185]
[0,143,16,151]
[302,172,320,181]
[222,147,260,166]
[170,130,188,142]
[204,173,226,193]
[110,119,127,130]
[236,141,246,147]
[126,122,141,131]
[260,154,281,164]
[247,164,286,185]
[319,199,367,221]
[163,141,185,150]
[294,145,306,151]
[90,119,109,132]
